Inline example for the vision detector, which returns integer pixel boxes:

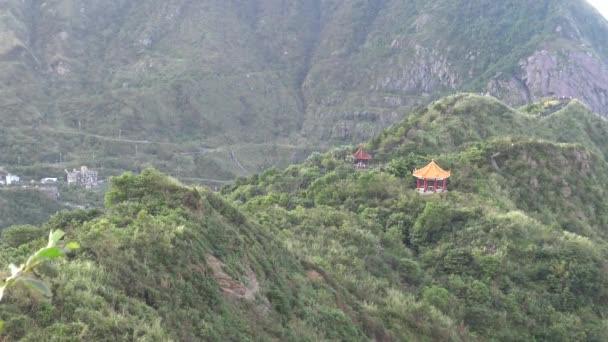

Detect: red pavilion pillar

[433,179,438,192]
[423,179,428,192]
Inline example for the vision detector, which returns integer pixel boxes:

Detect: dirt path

[41,127,177,145]
[230,149,248,173]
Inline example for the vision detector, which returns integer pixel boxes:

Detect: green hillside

[1,0,607,184]
[0,190,65,229]
[221,94,608,340]
[2,94,608,340]
[0,169,373,341]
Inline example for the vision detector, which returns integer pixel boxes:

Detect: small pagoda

[353,146,372,168]
[413,160,451,194]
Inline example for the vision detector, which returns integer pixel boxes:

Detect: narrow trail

[41,127,178,145]
[230,149,248,174]
[33,127,311,181]
[40,127,302,151]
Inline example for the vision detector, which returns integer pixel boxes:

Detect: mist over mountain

[0,0,607,183]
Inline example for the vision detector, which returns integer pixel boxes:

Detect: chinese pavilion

[353,146,372,168]
[412,160,451,194]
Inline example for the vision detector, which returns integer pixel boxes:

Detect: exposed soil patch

[206,255,258,300]
[306,270,324,281]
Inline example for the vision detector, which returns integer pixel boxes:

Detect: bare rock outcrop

[488,49,608,116]
[374,45,461,95]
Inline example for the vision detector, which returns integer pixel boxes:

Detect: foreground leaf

[48,229,65,247]
[8,264,21,277]
[65,242,80,250]
[34,246,64,260]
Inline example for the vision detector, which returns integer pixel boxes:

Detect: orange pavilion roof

[412,160,451,179]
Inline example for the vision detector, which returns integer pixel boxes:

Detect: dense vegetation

[1,94,607,340]
[221,94,608,340]
[0,169,374,340]
[0,185,106,230]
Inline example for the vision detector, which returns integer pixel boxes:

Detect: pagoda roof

[413,160,451,179]
[353,146,372,160]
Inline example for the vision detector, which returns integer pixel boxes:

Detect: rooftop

[353,146,372,160]
[413,160,451,180]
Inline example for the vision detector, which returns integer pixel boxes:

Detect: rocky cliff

[488,49,608,112]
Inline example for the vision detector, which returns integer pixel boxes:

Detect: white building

[65,166,98,188]
[6,174,20,185]
[0,171,20,185]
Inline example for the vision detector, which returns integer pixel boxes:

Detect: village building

[413,160,451,194]
[353,146,372,168]
[65,166,98,188]
[0,170,20,185]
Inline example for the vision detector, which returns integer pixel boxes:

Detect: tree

[385,158,409,178]
[385,153,427,179]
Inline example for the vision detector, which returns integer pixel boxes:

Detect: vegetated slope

[1,0,608,183]
[222,94,608,340]
[0,189,65,229]
[0,184,105,231]
[0,169,470,341]
[2,95,607,341]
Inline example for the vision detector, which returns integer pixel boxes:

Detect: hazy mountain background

[1,0,608,184]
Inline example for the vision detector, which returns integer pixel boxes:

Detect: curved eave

[412,160,451,179]
[412,174,451,180]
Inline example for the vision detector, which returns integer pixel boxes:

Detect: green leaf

[0,319,4,334]
[34,247,64,260]
[20,276,52,298]
[65,242,80,250]
[48,229,65,247]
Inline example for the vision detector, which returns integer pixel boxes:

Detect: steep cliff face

[0,0,607,182]
[488,49,608,112]
[486,1,608,113]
